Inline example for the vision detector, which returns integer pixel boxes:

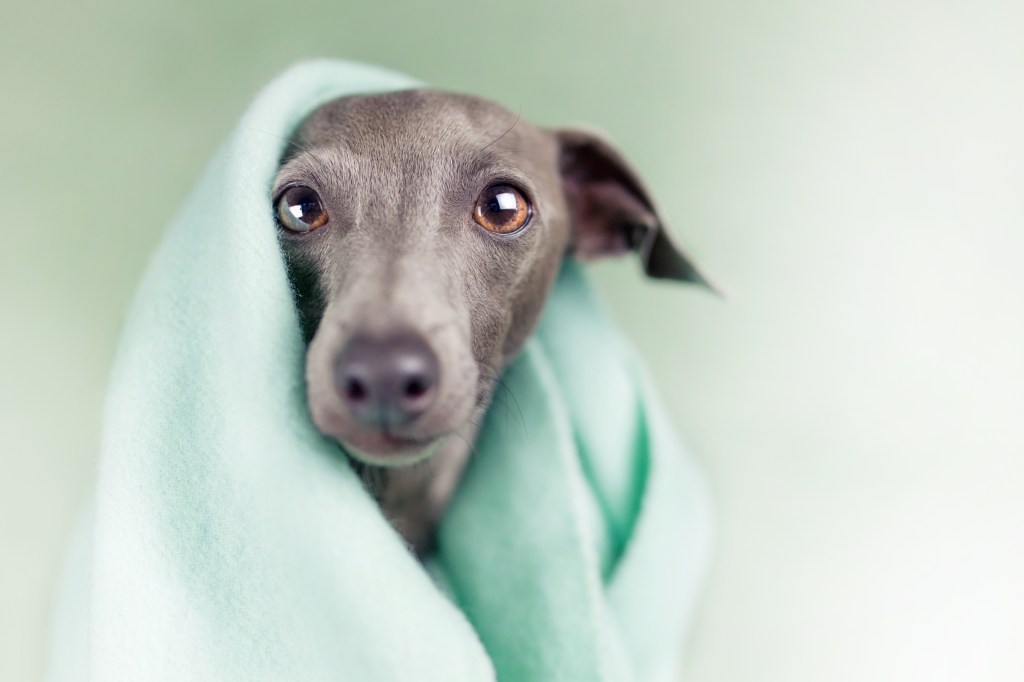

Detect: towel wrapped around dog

[45,59,713,682]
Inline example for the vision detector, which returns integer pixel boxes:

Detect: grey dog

[272,90,713,556]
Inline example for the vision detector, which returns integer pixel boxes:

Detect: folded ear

[555,127,719,293]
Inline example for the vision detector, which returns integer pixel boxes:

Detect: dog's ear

[554,127,719,292]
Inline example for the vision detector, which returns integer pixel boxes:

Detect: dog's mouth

[337,428,449,468]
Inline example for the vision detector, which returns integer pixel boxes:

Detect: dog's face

[273,90,709,467]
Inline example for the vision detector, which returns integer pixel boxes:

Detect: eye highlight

[473,184,531,235]
[276,185,329,233]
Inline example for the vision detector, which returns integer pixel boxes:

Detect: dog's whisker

[450,426,480,463]
[248,127,316,157]
[498,379,526,438]
[477,363,528,438]
[480,108,522,152]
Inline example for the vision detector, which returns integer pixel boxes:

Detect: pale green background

[3,0,1023,680]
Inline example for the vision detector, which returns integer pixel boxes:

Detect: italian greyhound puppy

[272,90,713,556]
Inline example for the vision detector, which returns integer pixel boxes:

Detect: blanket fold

[47,59,712,682]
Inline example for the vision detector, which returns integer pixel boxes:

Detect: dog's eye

[276,185,329,233]
[473,184,531,235]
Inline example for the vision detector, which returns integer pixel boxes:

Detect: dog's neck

[354,420,481,557]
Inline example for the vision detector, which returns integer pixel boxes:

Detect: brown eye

[276,185,329,233]
[473,184,531,234]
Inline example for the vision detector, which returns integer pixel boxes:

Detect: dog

[273,89,713,556]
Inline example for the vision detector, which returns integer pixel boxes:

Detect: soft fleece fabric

[46,60,713,682]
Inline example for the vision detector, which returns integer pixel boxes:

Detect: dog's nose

[334,330,440,429]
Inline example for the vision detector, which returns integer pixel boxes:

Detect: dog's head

[273,90,711,467]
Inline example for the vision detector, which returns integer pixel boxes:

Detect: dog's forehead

[293,89,547,162]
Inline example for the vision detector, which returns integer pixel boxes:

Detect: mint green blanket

[47,60,712,682]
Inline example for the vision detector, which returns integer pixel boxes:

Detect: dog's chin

[337,430,447,468]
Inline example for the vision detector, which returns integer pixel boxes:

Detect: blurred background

[3,0,1022,679]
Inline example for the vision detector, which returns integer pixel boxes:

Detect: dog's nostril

[344,377,369,403]
[403,376,430,399]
